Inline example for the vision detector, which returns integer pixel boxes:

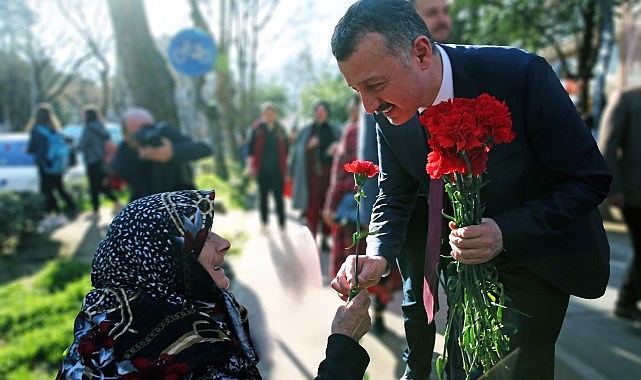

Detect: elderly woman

[56,190,371,380]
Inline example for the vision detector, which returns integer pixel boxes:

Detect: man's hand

[448,217,504,265]
[331,255,388,301]
[331,289,371,341]
[138,137,174,163]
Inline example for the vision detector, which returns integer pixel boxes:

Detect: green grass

[0,259,92,378]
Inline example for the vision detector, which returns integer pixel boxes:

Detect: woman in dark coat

[56,190,371,380]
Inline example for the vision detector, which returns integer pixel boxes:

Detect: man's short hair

[331,0,433,62]
[260,101,278,114]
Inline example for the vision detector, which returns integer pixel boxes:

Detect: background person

[324,95,401,335]
[26,102,77,225]
[289,100,340,250]
[112,107,212,202]
[76,104,122,218]
[411,0,452,43]
[246,102,289,231]
[598,85,641,322]
[330,1,611,379]
[55,190,372,380]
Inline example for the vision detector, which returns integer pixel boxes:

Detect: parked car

[0,133,39,193]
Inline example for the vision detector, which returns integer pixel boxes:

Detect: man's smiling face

[337,32,433,125]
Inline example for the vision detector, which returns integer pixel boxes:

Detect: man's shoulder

[443,43,539,66]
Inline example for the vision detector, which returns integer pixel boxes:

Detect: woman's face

[197,231,232,289]
[314,104,329,123]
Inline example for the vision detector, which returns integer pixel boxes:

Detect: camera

[133,123,164,147]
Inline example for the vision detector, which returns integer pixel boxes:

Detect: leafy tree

[183,0,283,178]
[450,0,618,121]
[0,52,33,131]
[54,0,114,118]
[0,1,110,129]
[299,71,357,126]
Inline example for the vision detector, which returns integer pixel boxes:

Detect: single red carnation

[344,160,380,178]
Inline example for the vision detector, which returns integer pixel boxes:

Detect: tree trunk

[107,0,179,127]
[187,0,229,179]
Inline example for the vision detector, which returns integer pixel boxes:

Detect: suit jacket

[367,44,612,299]
[598,86,641,207]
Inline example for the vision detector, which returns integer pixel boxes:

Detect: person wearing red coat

[247,102,290,230]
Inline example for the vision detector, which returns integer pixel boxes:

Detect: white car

[0,124,123,193]
[0,133,39,193]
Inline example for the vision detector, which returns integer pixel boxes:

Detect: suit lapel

[376,113,430,182]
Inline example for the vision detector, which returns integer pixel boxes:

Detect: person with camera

[112,107,212,202]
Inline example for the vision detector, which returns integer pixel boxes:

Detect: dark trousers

[257,170,285,228]
[396,197,436,380]
[39,168,76,215]
[618,205,641,307]
[87,162,118,213]
[399,192,569,380]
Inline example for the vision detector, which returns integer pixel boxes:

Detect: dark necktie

[423,177,444,323]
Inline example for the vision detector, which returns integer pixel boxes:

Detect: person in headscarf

[56,190,372,380]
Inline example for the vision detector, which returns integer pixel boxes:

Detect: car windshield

[0,139,35,166]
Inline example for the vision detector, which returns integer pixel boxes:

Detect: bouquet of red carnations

[419,94,516,379]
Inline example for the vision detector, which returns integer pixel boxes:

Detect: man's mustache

[375,102,394,114]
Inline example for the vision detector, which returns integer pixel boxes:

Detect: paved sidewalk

[223,210,417,380]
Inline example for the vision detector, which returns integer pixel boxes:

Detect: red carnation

[342,159,380,300]
[344,160,380,178]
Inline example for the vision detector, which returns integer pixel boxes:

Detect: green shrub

[33,259,91,292]
[196,159,250,210]
[0,192,45,253]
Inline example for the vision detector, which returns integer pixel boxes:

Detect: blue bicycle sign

[168,29,217,77]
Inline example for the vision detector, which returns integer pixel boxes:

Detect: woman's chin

[212,270,230,290]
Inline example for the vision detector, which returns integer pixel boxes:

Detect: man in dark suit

[330,1,611,379]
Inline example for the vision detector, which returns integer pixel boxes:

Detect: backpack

[36,125,72,175]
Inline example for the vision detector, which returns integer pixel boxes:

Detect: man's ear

[413,36,433,69]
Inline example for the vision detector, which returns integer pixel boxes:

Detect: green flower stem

[349,175,366,300]
[437,170,510,380]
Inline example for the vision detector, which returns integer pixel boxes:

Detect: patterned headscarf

[57,190,261,380]
[90,190,216,305]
